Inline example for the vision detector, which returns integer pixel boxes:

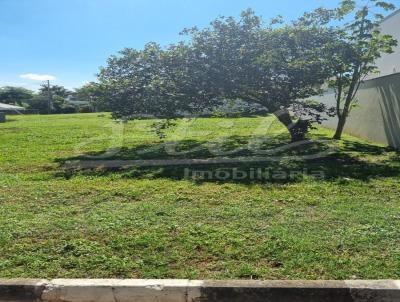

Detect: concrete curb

[0,279,399,302]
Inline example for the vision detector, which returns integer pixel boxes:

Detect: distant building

[0,102,25,122]
[366,10,400,80]
[65,95,90,106]
[0,102,25,112]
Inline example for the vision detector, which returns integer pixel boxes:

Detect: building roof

[66,95,90,105]
[0,102,25,111]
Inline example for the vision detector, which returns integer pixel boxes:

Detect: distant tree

[324,0,398,139]
[60,103,78,114]
[36,84,72,113]
[52,95,68,113]
[74,82,109,112]
[0,86,33,106]
[38,84,70,98]
[26,95,49,114]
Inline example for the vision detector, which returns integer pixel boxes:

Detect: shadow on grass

[55,133,400,184]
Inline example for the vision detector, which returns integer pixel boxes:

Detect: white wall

[319,10,400,148]
[366,10,400,80]
[319,73,400,148]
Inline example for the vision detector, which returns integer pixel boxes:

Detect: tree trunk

[333,114,346,140]
[333,65,360,140]
[274,110,308,142]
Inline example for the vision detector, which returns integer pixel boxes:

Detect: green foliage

[375,1,396,10]
[60,104,78,114]
[7,84,93,114]
[0,86,33,106]
[52,95,67,113]
[98,43,187,119]
[322,0,398,139]
[26,95,49,113]
[96,3,398,142]
[38,84,70,98]
[98,10,338,141]
[26,91,77,114]
[74,82,109,112]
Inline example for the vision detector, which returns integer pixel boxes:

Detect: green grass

[0,113,399,279]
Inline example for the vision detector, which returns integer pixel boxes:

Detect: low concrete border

[0,279,399,302]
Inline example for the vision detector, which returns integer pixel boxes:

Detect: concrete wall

[366,10,400,80]
[318,10,400,148]
[318,72,400,148]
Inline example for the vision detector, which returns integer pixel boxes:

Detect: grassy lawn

[0,113,399,279]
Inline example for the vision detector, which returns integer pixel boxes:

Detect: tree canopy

[98,9,339,141]
[0,86,34,106]
[324,0,398,139]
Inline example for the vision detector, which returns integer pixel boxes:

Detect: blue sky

[0,0,398,90]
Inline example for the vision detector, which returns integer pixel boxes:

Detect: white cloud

[20,73,56,81]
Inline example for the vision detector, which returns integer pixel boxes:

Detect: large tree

[180,10,336,141]
[99,10,336,141]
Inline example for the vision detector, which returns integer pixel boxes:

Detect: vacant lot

[0,113,399,279]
